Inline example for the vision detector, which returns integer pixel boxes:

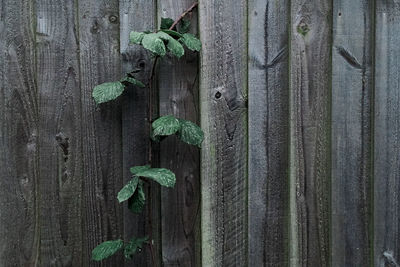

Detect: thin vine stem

[145,2,198,266]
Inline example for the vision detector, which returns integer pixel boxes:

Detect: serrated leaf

[130,165,151,175]
[136,168,176,187]
[128,180,146,213]
[120,76,145,88]
[92,82,125,104]
[142,33,166,56]
[129,31,145,44]
[160,17,174,30]
[178,119,204,147]
[152,115,181,140]
[180,33,202,51]
[92,240,124,261]
[167,38,185,58]
[178,19,191,34]
[117,176,139,203]
[161,29,183,39]
[124,236,148,260]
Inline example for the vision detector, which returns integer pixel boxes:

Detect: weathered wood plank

[199,0,248,266]
[248,0,290,266]
[374,3,400,266]
[331,1,373,266]
[119,1,160,266]
[35,0,84,265]
[0,1,40,266]
[77,0,124,265]
[289,1,332,266]
[157,1,201,267]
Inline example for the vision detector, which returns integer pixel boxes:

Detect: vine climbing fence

[0,0,399,266]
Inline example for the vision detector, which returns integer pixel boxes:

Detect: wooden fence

[0,0,399,266]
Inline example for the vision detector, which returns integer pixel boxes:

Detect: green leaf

[92,81,125,104]
[152,115,181,140]
[156,31,174,41]
[178,19,191,34]
[117,176,139,203]
[129,31,145,44]
[142,33,166,56]
[92,240,124,261]
[136,168,176,187]
[178,119,204,147]
[128,180,146,213]
[180,33,202,51]
[161,29,183,39]
[167,38,185,58]
[120,76,145,88]
[124,236,148,259]
[130,165,151,175]
[160,17,174,30]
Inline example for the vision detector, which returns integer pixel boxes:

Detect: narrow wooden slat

[157,1,201,266]
[35,0,83,265]
[77,0,124,265]
[0,1,40,265]
[374,3,400,266]
[199,0,248,266]
[248,0,290,266]
[119,1,160,266]
[331,1,373,266]
[289,1,332,266]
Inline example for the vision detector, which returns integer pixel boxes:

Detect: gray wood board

[199,0,248,266]
[248,0,290,266]
[289,1,332,266]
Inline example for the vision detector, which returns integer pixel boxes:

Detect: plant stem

[145,2,198,266]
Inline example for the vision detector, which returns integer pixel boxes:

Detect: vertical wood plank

[374,2,400,266]
[119,1,159,266]
[199,0,248,266]
[0,1,40,265]
[331,1,373,266]
[248,0,290,266]
[77,0,124,265]
[35,0,84,265]
[289,1,332,266]
[157,1,201,266]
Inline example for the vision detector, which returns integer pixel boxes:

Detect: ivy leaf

[161,29,183,39]
[129,31,145,44]
[117,176,139,203]
[130,165,151,175]
[128,180,146,213]
[156,31,173,41]
[120,76,145,88]
[124,236,148,260]
[167,38,185,58]
[142,33,166,56]
[180,33,202,51]
[92,240,124,261]
[160,17,174,30]
[178,119,204,147]
[152,115,181,140]
[178,19,191,34]
[136,168,176,187]
[92,81,125,104]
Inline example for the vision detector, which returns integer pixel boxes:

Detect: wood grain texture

[0,1,40,266]
[289,1,332,266]
[119,1,160,266]
[374,2,400,266]
[248,0,290,266]
[199,0,248,266]
[77,0,124,265]
[331,1,373,266]
[35,0,84,265]
[157,1,201,267]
